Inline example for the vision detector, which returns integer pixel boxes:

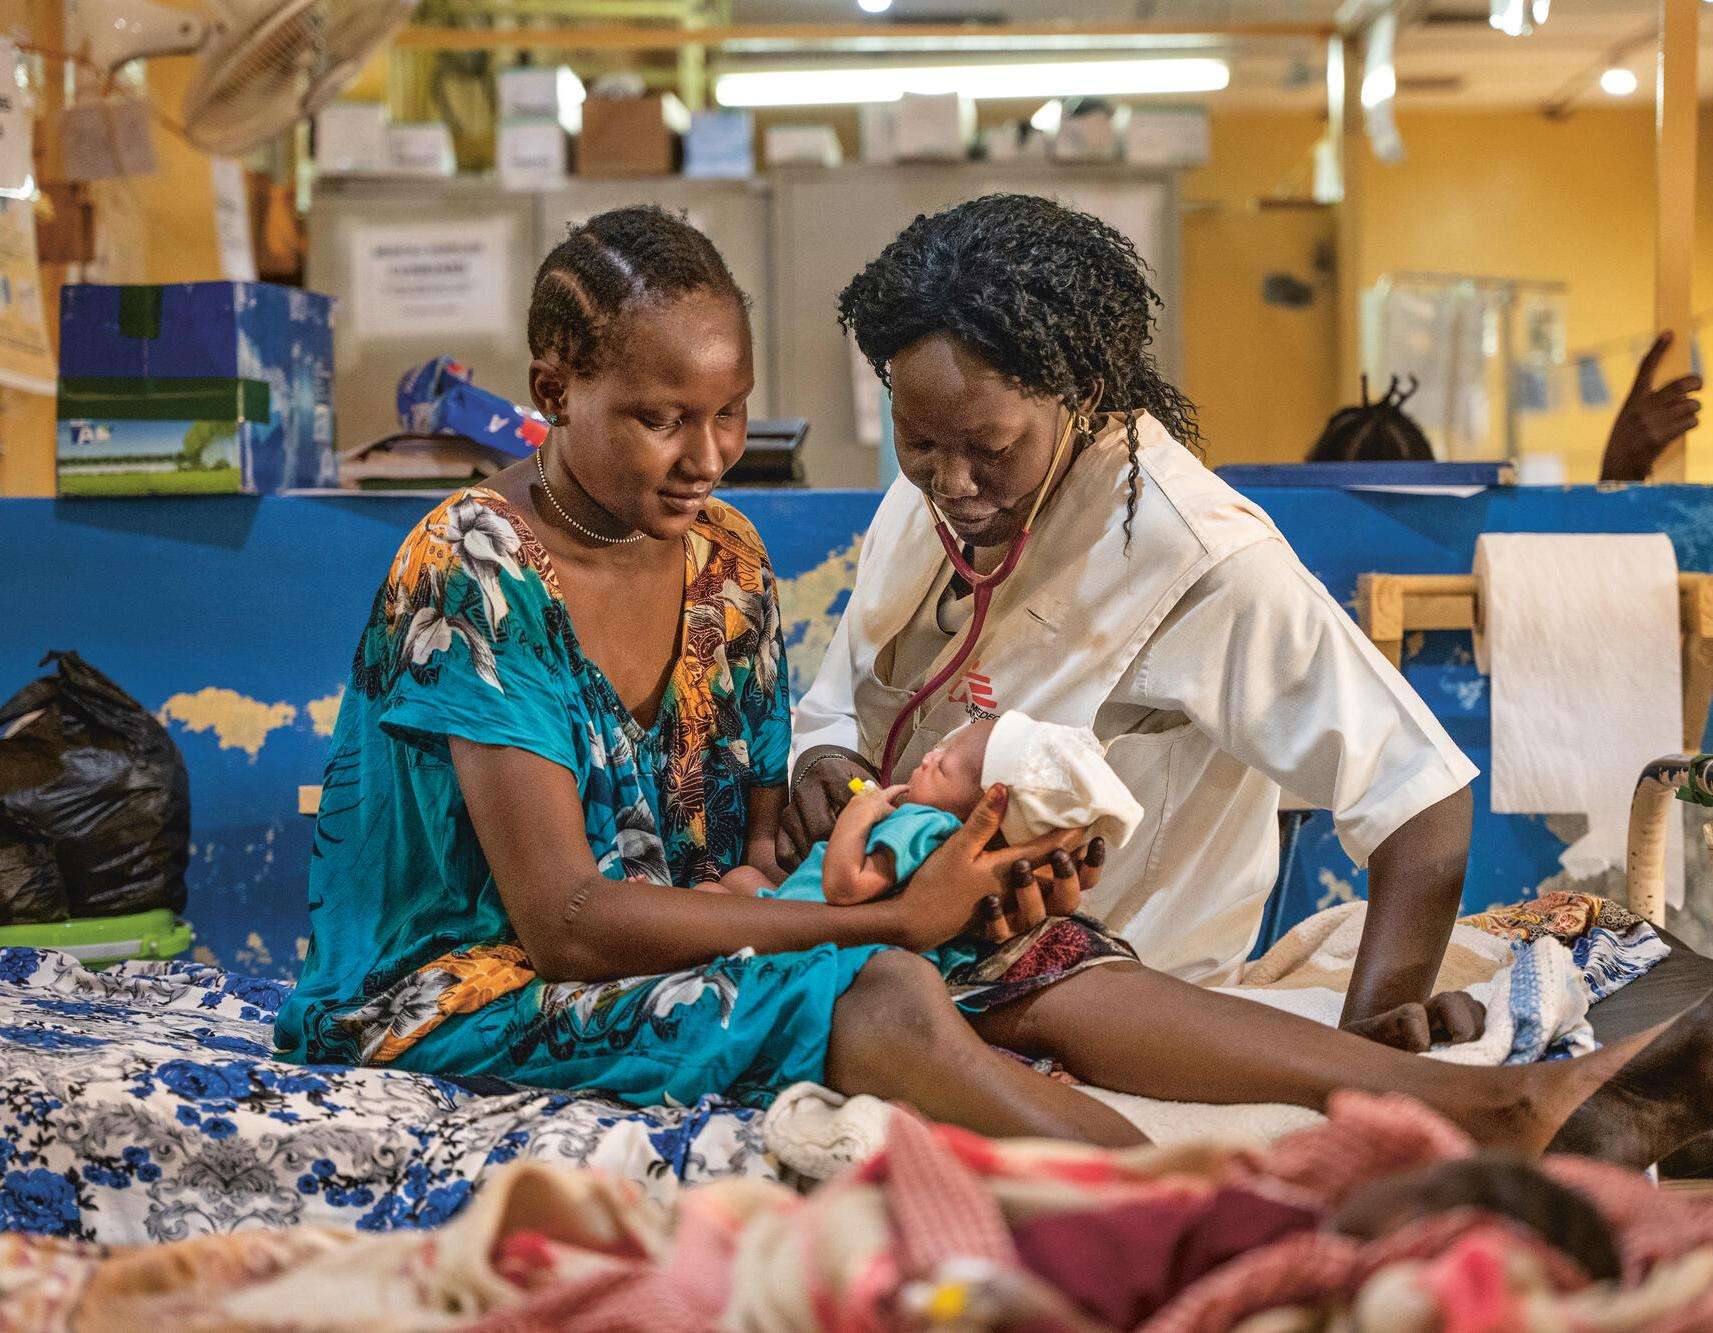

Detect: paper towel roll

[1474,532,1683,904]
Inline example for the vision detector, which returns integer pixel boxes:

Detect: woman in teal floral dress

[275,206,1122,1136]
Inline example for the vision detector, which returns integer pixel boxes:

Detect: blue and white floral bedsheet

[0,948,773,1246]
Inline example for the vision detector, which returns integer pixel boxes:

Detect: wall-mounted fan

[78,0,417,156]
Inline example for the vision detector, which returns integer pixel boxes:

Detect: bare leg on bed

[968,962,1713,1165]
[825,951,1145,1147]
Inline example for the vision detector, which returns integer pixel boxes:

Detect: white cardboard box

[387,122,456,176]
[1122,108,1211,168]
[315,102,388,175]
[893,92,973,161]
[498,67,559,122]
[764,124,843,168]
[498,120,566,189]
[859,103,898,163]
[1053,104,1130,162]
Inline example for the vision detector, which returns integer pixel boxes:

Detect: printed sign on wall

[348,217,514,338]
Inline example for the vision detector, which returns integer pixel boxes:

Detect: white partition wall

[537,180,777,418]
[309,167,1178,485]
[769,164,1179,488]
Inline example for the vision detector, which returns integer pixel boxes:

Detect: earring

[544,411,561,427]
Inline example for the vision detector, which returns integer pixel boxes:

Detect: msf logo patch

[947,662,998,720]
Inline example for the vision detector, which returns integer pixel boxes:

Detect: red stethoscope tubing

[877,524,1028,784]
[874,410,1083,784]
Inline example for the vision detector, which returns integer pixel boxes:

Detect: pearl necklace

[534,449,646,545]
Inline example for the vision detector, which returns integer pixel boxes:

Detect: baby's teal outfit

[765,802,981,979]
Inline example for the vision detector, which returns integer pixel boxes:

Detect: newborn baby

[757,711,1143,907]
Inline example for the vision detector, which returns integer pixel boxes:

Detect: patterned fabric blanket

[9,1094,1713,1331]
[0,893,1673,1248]
[0,949,773,1246]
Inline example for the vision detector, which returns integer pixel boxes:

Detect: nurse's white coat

[792,418,1477,985]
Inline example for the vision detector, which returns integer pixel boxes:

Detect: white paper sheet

[211,158,256,282]
[349,217,514,338]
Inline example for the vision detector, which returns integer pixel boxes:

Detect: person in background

[1310,334,1700,482]
[1306,375,1436,463]
[1599,331,1702,482]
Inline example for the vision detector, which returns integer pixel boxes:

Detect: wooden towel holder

[1356,571,1713,752]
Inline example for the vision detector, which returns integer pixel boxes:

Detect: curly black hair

[837,193,1198,547]
[1307,375,1436,462]
[528,204,745,377]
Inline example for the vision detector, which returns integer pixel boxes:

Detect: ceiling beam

[1540,20,1657,119]
[392,20,1336,54]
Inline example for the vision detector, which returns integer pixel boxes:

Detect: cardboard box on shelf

[35,183,94,264]
[57,282,336,496]
[893,92,973,162]
[764,124,843,168]
[246,173,303,281]
[387,122,456,176]
[497,67,559,122]
[984,122,1051,163]
[498,121,567,190]
[340,435,514,489]
[683,110,755,179]
[1052,102,1130,162]
[1123,107,1211,168]
[859,104,898,163]
[315,102,388,174]
[578,94,687,177]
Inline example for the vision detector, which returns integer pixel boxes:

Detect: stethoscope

[877,408,1088,784]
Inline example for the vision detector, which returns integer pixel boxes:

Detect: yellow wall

[1179,110,1334,468]
[1178,104,1713,478]
[1353,105,1687,481]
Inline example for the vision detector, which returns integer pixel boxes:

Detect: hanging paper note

[1512,363,1551,414]
[1575,355,1610,408]
[0,195,56,394]
[0,42,32,199]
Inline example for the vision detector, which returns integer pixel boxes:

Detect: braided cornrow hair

[837,193,1198,549]
[1307,375,1436,462]
[528,204,746,376]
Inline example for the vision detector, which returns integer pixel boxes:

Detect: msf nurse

[783,194,1481,1045]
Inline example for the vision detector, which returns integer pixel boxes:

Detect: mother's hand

[980,837,1106,943]
[887,786,1085,953]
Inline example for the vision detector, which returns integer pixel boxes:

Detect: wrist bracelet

[790,752,848,802]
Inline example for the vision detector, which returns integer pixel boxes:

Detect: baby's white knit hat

[979,710,1144,849]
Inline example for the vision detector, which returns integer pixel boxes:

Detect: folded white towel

[762,1081,891,1179]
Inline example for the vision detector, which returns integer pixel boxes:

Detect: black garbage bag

[0,652,190,923]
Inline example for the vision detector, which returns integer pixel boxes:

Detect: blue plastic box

[683,110,755,180]
[57,282,336,496]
